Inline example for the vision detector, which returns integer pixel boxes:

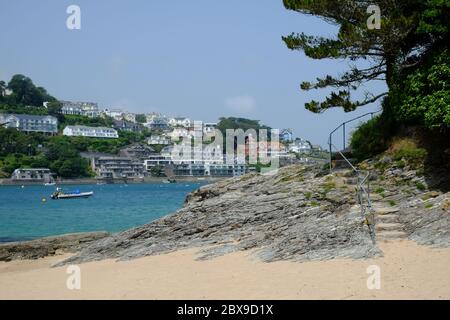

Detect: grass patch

[310,201,320,207]
[388,200,397,207]
[416,168,425,177]
[395,160,406,168]
[425,203,434,209]
[321,182,336,192]
[374,187,385,194]
[304,191,312,200]
[374,161,389,171]
[389,138,427,168]
[415,182,426,191]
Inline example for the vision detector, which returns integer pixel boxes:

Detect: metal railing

[329,143,376,243]
[328,110,381,172]
[328,111,381,243]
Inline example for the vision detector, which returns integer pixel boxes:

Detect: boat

[44,176,56,186]
[51,189,93,200]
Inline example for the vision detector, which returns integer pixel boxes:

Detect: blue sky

[0,0,385,147]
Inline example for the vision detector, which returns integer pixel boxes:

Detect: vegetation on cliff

[283,0,450,163]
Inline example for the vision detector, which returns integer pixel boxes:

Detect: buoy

[42,198,46,202]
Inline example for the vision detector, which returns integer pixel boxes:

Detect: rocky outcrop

[0,232,109,262]
[58,165,385,266]
[399,192,450,246]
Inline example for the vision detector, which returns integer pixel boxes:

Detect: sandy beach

[0,240,449,300]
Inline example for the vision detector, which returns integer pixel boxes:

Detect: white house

[147,135,171,145]
[168,127,192,141]
[61,101,100,118]
[145,116,171,131]
[11,168,54,181]
[63,125,119,139]
[0,113,58,135]
[123,113,136,123]
[169,117,192,128]
[288,139,312,154]
[203,122,217,134]
[102,109,124,121]
[145,112,166,123]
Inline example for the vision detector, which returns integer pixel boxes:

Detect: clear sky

[0,0,385,147]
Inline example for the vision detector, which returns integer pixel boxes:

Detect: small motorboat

[44,182,56,186]
[51,189,93,200]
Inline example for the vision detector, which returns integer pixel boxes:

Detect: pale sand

[0,240,449,300]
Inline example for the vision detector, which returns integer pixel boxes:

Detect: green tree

[7,74,55,107]
[0,80,6,101]
[58,158,91,178]
[135,114,147,123]
[283,0,450,113]
[46,100,63,118]
[216,117,271,135]
[394,49,450,129]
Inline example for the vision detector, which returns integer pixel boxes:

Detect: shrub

[374,187,385,194]
[388,137,428,168]
[393,147,427,162]
[415,182,426,191]
[395,160,406,168]
[394,49,450,130]
[350,113,396,161]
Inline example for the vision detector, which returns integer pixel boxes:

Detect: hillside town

[1,99,326,183]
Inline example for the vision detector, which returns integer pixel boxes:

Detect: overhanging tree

[283,0,450,113]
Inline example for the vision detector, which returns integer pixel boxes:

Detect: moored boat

[51,189,93,200]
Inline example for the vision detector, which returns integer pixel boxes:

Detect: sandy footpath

[0,240,449,300]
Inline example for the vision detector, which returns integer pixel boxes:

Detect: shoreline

[0,176,224,186]
[0,232,110,261]
[1,240,449,299]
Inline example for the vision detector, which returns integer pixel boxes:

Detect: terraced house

[60,101,100,118]
[0,113,58,135]
[91,157,146,179]
[63,125,119,138]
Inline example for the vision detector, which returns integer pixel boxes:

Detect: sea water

[0,183,204,243]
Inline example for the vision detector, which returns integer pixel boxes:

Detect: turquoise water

[0,183,204,243]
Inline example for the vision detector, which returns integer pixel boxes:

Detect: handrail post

[329,134,332,173]
[343,122,346,150]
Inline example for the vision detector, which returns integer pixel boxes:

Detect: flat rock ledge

[0,232,109,262]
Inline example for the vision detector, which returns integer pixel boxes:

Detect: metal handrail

[325,111,382,242]
[329,143,376,243]
[328,109,382,172]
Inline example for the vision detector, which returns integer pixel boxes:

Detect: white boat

[51,190,93,200]
[44,182,56,186]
